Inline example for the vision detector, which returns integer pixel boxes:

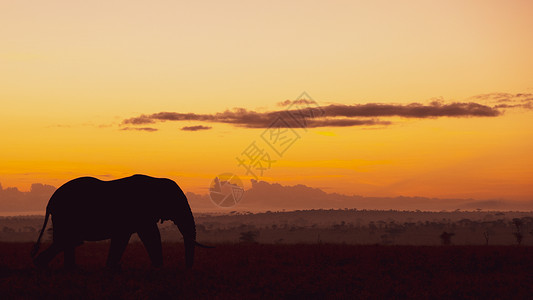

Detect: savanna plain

[2,210,533,299]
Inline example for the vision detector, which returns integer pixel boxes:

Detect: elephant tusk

[194,241,215,248]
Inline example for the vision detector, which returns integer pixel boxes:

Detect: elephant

[31,174,209,269]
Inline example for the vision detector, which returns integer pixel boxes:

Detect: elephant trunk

[184,236,195,269]
[173,205,196,268]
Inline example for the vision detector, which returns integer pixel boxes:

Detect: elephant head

[170,198,197,268]
[159,181,210,268]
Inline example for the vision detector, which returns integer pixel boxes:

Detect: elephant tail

[31,209,50,258]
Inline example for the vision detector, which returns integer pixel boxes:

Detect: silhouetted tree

[483,229,494,245]
[440,231,455,245]
[23,226,36,233]
[380,234,393,245]
[512,218,524,245]
[514,232,523,245]
[2,226,15,233]
[368,222,377,234]
[457,218,472,228]
[384,227,404,244]
[239,231,259,243]
[512,218,523,232]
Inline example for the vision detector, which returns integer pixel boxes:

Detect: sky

[1,0,532,212]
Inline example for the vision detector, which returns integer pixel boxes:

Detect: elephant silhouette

[31,174,210,269]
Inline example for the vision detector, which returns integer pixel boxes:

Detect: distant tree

[521,216,533,225]
[377,220,386,229]
[512,218,523,232]
[380,234,393,245]
[483,229,494,245]
[514,232,523,246]
[239,231,259,243]
[368,222,377,234]
[332,221,347,231]
[457,219,472,228]
[2,226,15,233]
[23,226,36,233]
[440,231,455,245]
[385,227,404,244]
[512,218,524,245]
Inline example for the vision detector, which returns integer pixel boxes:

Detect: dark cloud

[277,99,317,106]
[181,125,212,131]
[334,102,499,117]
[120,127,158,132]
[122,109,273,126]
[122,115,156,125]
[300,118,391,127]
[121,100,500,130]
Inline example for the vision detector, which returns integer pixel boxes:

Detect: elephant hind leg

[106,233,131,269]
[138,223,163,268]
[33,243,62,269]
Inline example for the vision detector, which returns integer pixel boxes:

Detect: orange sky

[1,1,532,207]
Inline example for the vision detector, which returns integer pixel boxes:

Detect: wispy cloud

[277,99,317,107]
[469,92,533,109]
[120,127,158,132]
[181,125,212,131]
[470,92,533,103]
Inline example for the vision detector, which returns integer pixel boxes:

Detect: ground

[1,242,532,299]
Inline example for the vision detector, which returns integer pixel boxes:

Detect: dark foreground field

[1,243,533,299]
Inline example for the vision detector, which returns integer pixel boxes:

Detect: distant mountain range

[186,179,533,212]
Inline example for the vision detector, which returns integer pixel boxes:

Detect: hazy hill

[187,179,533,212]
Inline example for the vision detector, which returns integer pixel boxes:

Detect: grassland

[1,242,532,299]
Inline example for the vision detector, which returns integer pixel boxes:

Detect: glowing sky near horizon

[1,0,532,206]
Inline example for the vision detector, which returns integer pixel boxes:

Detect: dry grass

[1,242,532,299]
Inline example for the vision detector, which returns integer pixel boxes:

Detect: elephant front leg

[64,246,76,269]
[137,223,163,268]
[106,233,131,269]
[33,243,62,269]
